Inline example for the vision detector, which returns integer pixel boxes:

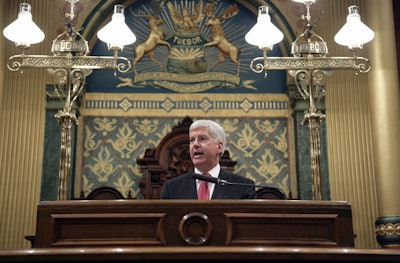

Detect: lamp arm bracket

[252,56,371,73]
[7,54,132,73]
[249,56,268,74]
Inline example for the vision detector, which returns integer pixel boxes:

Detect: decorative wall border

[81,93,290,117]
[74,92,294,199]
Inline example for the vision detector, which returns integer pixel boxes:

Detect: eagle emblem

[167,1,204,33]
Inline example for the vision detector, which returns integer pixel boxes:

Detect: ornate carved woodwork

[33,200,355,248]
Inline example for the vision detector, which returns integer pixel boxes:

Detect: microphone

[192,173,221,184]
[192,173,287,199]
[192,173,281,188]
[192,173,252,187]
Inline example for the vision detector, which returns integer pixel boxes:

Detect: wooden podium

[33,200,354,248]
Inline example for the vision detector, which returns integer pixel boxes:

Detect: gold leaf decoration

[271,127,288,158]
[82,176,95,197]
[93,117,118,136]
[133,119,159,136]
[86,146,122,182]
[251,148,286,181]
[254,119,280,137]
[231,123,261,157]
[113,171,135,197]
[107,122,142,159]
[84,126,100,157]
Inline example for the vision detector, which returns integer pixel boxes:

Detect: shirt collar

[194,163,220,179]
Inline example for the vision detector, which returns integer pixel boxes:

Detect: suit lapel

[184,172,199,199]
[210,170,229,199]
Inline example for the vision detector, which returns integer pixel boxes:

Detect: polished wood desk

[33,200,355,248]
[1,246,400,262]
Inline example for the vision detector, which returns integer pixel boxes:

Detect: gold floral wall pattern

[79,115,289,198]
[77,94,291,199]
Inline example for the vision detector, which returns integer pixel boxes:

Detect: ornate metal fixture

[245,1,374,200]
[3,0,136,200]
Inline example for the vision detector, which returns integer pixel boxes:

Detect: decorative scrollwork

[355,57,372,73]
[250,56,371,74]
[70,69,86,105]
[312,69,330,100]
[116,57,132,73]
[52,68,68,100]
[7,54,132,73]
[6,55,23,72]
[249,57,266,75]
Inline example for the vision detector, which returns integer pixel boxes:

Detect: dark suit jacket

[160,169,256,199]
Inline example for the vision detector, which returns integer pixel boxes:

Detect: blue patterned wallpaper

[74,92,291,198]
[78,116,290,199]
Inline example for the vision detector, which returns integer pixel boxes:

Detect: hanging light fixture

[3,3,45,48]
[245,6,283,51]
[334,5,375,50]
[245,0,374,200]
[3,0,136,201]
[97,4,136,51]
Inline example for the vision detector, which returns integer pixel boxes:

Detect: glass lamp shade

[3,3,45,48]
[334,6,374,49]
[97,5,136,51]
[245,6,284,50]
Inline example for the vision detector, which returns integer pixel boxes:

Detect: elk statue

[203,4,241,75]
[131,10,171,74]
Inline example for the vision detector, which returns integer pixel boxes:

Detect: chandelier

[245,0,374,200]
[3,0,136,200]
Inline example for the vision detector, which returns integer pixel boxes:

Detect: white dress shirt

[194,164,221,199]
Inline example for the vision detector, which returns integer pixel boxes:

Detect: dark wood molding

[33,200,354,248]
[1,246,400,262]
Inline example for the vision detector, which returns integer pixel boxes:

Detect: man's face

[189,126,222,173]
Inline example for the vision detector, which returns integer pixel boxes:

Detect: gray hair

[190,119,226,156]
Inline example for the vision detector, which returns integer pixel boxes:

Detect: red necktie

[198,173,210,200]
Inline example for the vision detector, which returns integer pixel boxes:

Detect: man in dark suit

[161,119,256,199]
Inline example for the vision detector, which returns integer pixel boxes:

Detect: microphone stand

[217,179,278,189]
[192,174,287,199]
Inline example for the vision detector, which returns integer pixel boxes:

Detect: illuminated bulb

[245,6,283,50]
[3,3,45,48]
[97,5,136,51]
